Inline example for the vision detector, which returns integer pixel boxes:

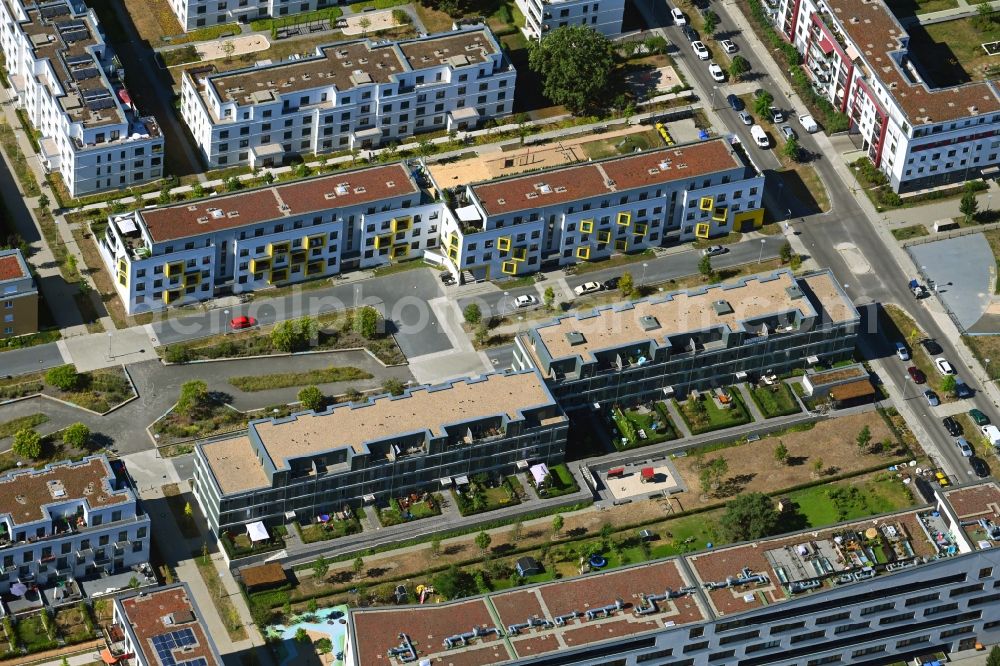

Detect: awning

[116,217,137,234]
[100,648,122,664]
[807,355,820,365]
[363,494,376,504]
[246,521,269,542]
[455,205,481,222]
[251,143,285,158]
[449,106,479,121]
[439,477,452,487]
[117,88,132,106]
[454,475,470,486]
[641,467,655,480]
[529,463,549,486]
[516,460,529,470]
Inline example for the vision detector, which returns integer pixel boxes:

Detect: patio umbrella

[10,583,27,596]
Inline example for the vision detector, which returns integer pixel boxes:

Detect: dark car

[727,94,744,112]
[970,408,990,426]
[970,457,990,478]
[683,25,698,42]
[954,379,973,399]
[942,416,962,436]
[920,338,944,355]
[602,278,620,290]
[907,366,925,384]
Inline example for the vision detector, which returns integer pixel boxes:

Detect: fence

[900,220,1000,248]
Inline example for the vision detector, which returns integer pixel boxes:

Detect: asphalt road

[150,268,453,359]
[457,240,782,317]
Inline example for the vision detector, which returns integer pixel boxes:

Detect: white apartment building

[436,139,765,280]
[515,0,625,40]
[0,456,151,597]
[0,0,164,197]
[96,162,433,314]
[181,27,515,169]
[168,0,338,31]
[774,0,1000,192]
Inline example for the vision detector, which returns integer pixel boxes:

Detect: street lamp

[500,291,509,319]
[989,194,993,212]
[641,262,649,288]
[757,238,766,264]
[107,332,113,360]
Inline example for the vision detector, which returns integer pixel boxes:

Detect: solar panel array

[150,628,201,666]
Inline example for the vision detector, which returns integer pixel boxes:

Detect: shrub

[62,422,90,448]
[298,386,325,411]
[354,306,379,340]
[45,364,80,391]
[176,380,210,418]
[463,303,482,324]
[12,428,42,459]
[164,345,191,364]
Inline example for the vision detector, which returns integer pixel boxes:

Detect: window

[905,593,939,607]
[682,641,708,653]
[816,612,850,625]
[790,630,825,644]
[833,622,869,634]
[980,567,993,579]
[860,602,894,616]
[851,646,885,658]
[879,611,914,625]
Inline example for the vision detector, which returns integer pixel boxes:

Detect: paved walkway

[909,0,1000,24]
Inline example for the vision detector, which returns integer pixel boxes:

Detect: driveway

[909,235,995,332]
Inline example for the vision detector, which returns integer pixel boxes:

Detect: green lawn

[891,224,930,241]
[15,613,55,652]
[535,463,580,499]
[750,383,802,418]
[379,494,442,526]
[0,413,49,440]
[581,129,664,160]
[228,366,373,392]
[788,475,915,527]
[676,390,752,435]
[453,477,522,516]
[915,16,1000,84]
[298,516,362,543]
[611,403,678,450]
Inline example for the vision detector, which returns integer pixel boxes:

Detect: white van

[750,125,769,148]
[982,424,1000,448]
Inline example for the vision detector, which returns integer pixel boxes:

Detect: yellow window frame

[576,246,590,260]
[501,261,518,275]
[268,241,291,256]
[695,223,711,238]
[391,244,409,259]
[615,239,628,252]
[580,219,594,234]
[392,216,412,233]
[598,230,611,243]
[712,207,729,222]
[165,261,183,277]
[512,247,527,261]
[616,212,631,226]
[304,234,326,249]
[497,236,511,252]
[700,197,714,211]
[633,223,647,236]
[306,261,325,276]
[375,234,393,249]
[269,268,289,283]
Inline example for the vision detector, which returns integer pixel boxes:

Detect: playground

[195,34,270,61]
[266,605,350,665]
[604,461,684,501]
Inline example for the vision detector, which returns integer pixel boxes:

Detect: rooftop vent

[658,160,671,170]
[639,315,660,331]
[565,331,586,346]
[713,300,734,315]
[386,180,395,188]
[46,480,66,499]
[336,183,350,195]
[538,183,552,194]
[786,284,804,300]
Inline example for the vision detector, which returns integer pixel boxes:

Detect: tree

[295,627,309,643]
[856,425,872,453]
[698,457,729,495]
[431,565,475,600]
[812,458,824,475]
[940,374,957,395]
[224,176,241,192]
[986,645,1000,666]
[270,317,318,352]
[46,364,80,391]
[221,40,236,62]
[158,185,172,205]
[719,492,781,542]
[62,422,90,448]
[551,514,564,536]
[703,10,718,35]
[307,598,318,615]
[176,380,210,418]
[511,519,524,542]
[729,55,750,81]
[354,306,379,339]
[527,25,616,115]
[416,139,433,159]
[754,90,774,118]
[298,386,324,411]
[463,303,482,325]
[430,535,442,557]
[960,189,979,223]
[13,428,41,459]
[783,136,801,162]
[698,254,714,279]
[543,286,555,308]
[353,556,365,577]
[358,16,371,36]
[39,193,50,209]
[474,323,490,347]
[779,240,793,264]
[383,378,405,396]
[773,441,789,465]
[475,531,492,560]
[183,502,193,521]
[619,271,634,297]
[192,183,205,198]
[262,171,275,185]
[312,555,329,580]
[975,1,996,29]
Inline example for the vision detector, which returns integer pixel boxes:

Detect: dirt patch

[671,411,895,503]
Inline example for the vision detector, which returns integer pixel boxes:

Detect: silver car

[738,111,753,125]
[781,125,796,140]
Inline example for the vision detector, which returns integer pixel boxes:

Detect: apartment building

[181,27,515,168]
[192,370,567,534]
[348,483,1000,666]
[771,0,1000,192]
[96,162,433,314]
[0,456,150,596]
[513,268,859,411]
[168,0,338,31]
[0,248,38,338]
[103,583,223,666]
[437,139,765,281]
[515,0,625,40]
[0,0,164,197]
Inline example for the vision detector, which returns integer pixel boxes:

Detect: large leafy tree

[719,492,782,542]
[528,25,616,115]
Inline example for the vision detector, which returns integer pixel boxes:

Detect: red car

[907,366,926,384]
[230,315,257,330]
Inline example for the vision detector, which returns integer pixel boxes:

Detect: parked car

[909,279,929,299]
[956,437,973,457]
[708,62,725,82]
[574,281,602,296]
[934,357,955,374]
[738,110,753,125]
[935,471,950,487]
[920,338,943,355]
[229,315,257,330]
[907,366,925,384]
[602,277,620,291]
[942,416,962,436]
[924,389,940,406]
[798,114,819,133]
[895,342,910,361]
[692,41,709,59]
[672,7,687,24]
[512,294,538,308]
[970,408,990,426]
[983,424,1000,447]
[750,124,769,148]
[683,25,698,42]
[720,39,738,53]
[702,245,727,257]
[769,107,784,123]
[970,456,990,478]
[954,379,973,399]
[727,94,744,111]
[781,125,796,140]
